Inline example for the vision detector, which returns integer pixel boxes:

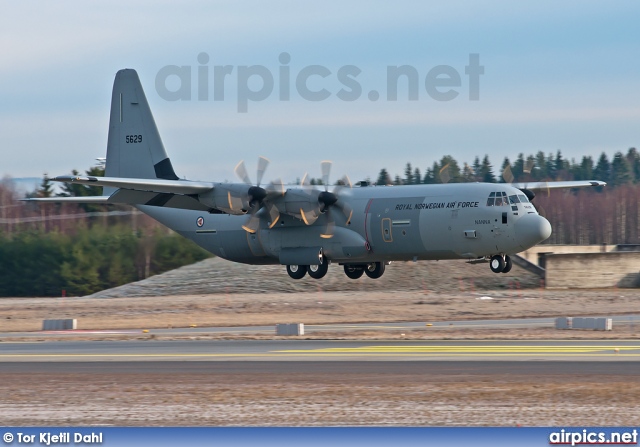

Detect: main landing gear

[286,263,330,280]
[344,262,385,280]
[286,261,387,280]
[489,254,512,274]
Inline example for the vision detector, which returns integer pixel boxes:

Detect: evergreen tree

[594,152,611,183]
[404,163,413,185]
[413,167,421,184]
[376,168,391,185]
[461,163,475,182]
[438,155,461,183]
[479,155,496,183]
[626,147,640,183]
[423,166,436,184]
[37,173,54,198]
[555,150,566,179]
[546,152,557,179]
[472,156,481,181]
[610,151,631,187]
[573,156,594,181]
[500,157,511,183]
[513,153,525,182]
[534,151,547,180]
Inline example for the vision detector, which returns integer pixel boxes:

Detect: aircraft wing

[21,196,111,203]
[512,180,606,190]
[50,175,215,195]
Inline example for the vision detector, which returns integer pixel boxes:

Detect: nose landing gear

[489,254,512,274]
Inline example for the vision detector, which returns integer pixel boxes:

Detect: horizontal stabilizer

[512,180,606,190]
[51,175,214,195]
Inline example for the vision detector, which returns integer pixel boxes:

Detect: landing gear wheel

[344,265,364,279]
[489,255,505,273]
[501,255,512,274]
[308,262,329,279]
[364,262,385,279]
[286,264,307,279]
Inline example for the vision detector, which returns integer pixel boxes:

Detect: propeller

[233,157,285,233]
[298,161,353,238]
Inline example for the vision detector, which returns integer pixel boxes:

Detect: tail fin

[104,69,179,183]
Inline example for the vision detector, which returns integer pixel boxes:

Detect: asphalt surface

[1,339,639,363]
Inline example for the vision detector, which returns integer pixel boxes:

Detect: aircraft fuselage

[140,182,551,266]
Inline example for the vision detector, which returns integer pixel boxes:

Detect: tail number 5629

[125,135,143,143]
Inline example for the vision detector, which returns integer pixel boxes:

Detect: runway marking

[276,345,640,354]
[1,353,640,359]
[1,346,640,359]
[308,322,551,330]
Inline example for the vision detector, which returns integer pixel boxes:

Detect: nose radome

[515,214,552,249]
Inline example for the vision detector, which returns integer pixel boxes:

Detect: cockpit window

[509,195,520,204]
[487,191,509,206]
[518,194,530,203]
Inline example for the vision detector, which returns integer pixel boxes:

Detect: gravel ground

[1,257,638,426]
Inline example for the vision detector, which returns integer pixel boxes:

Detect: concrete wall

[545,252,640,289]
[520,244,615,265]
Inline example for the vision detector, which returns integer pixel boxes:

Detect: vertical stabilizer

[104,69,178,184]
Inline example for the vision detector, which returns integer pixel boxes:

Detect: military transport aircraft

[27,69,605,280]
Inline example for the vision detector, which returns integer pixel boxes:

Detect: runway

[1,339,639,363]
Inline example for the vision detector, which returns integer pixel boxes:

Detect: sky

[1,1,640,184]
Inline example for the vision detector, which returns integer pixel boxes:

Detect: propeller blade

[266,178,286,199]
[300,207,320,225]
[300,172,309,187]
[338,175,352,188]
[524,159,535,174]
[234,160,252,185]
[336,201,353,225]
[321,160,332,191]
[241,213,260,233]
[227,191,244,212]
[502,164,514,184]
[256,156,270,186]
[439,163,451,184]
[266,204,280,228]
[320,210,335,239]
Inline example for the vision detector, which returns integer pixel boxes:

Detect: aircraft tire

[501,255,513,274]
[308,262,329,279]
[489,255,505,273]
[286,264,307,279]
[364,261,385,279]
[344,265,364,279]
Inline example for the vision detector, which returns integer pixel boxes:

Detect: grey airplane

[28,69,605,280]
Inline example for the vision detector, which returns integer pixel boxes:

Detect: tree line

[375,148,640,187]
[1,147,639,296]
[0,167,211,297]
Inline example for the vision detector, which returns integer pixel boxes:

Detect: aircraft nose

[515,214,552,249]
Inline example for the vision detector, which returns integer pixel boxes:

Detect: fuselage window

[486,191,496,206]
[490,191,509,207]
